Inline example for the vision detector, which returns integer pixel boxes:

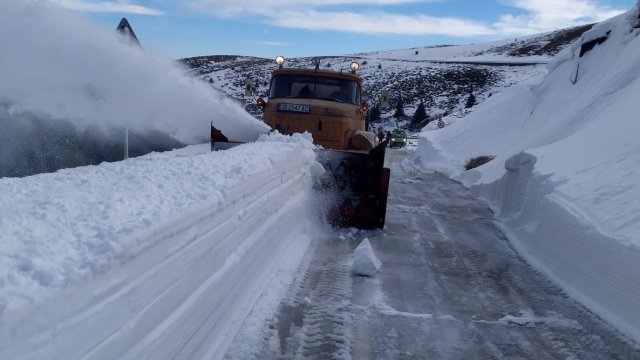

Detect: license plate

[277,103,310,113]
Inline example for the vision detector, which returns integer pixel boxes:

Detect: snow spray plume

[0,0,267,177]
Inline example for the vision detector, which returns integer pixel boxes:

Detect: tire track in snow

[256,238,356,360]
[316,150,636,358]
[389,155,638,359]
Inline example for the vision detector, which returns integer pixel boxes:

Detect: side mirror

[256,97,267,110]
[361,102,368,112]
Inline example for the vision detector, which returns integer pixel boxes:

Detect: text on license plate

[277,103,310,113]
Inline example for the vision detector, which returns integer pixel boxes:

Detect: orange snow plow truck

[211,56,390,229]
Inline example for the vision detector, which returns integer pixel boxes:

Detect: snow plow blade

[211,123,390,229]
[316,142,390,229]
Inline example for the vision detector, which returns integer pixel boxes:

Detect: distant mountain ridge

[366,23,594,60]
[478,23,594,58]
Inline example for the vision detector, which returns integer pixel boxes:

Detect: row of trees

[367,91,476,130]
[367,99,429,130]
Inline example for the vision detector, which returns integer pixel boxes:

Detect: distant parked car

[389,128,407,148]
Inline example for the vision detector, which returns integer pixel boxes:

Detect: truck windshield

[269,74,360,105]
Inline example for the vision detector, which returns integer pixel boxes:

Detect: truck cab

[257,58,374,151]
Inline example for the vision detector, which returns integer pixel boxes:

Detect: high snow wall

[416,2,640,343]
[0,134,319,359]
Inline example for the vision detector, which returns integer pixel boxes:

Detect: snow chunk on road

[351,238,382,277]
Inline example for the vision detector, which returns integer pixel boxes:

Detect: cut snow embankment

[0,133,321,359]
[414,5,640,344]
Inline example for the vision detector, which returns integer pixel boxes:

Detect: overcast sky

[50,0,631,59]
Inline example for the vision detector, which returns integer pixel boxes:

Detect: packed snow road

[226,148,639,359]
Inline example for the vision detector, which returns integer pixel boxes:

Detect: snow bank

[0,0,269,144]
[351,238,382,277]
[0,133,318,359]
[415,2,640,343]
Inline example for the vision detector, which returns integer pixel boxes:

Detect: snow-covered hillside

[181,23,590,127]
[415,2,640,343]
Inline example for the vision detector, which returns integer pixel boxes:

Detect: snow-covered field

[415,3,640,343]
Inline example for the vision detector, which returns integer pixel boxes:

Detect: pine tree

[410,101,429,130]
[393,98,405,119]
[465,93,477,108]
[412,101,427,124]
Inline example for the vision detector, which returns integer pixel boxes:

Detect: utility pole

[124,128,129,160]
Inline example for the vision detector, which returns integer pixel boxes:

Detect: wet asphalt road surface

[244,147,639,359]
